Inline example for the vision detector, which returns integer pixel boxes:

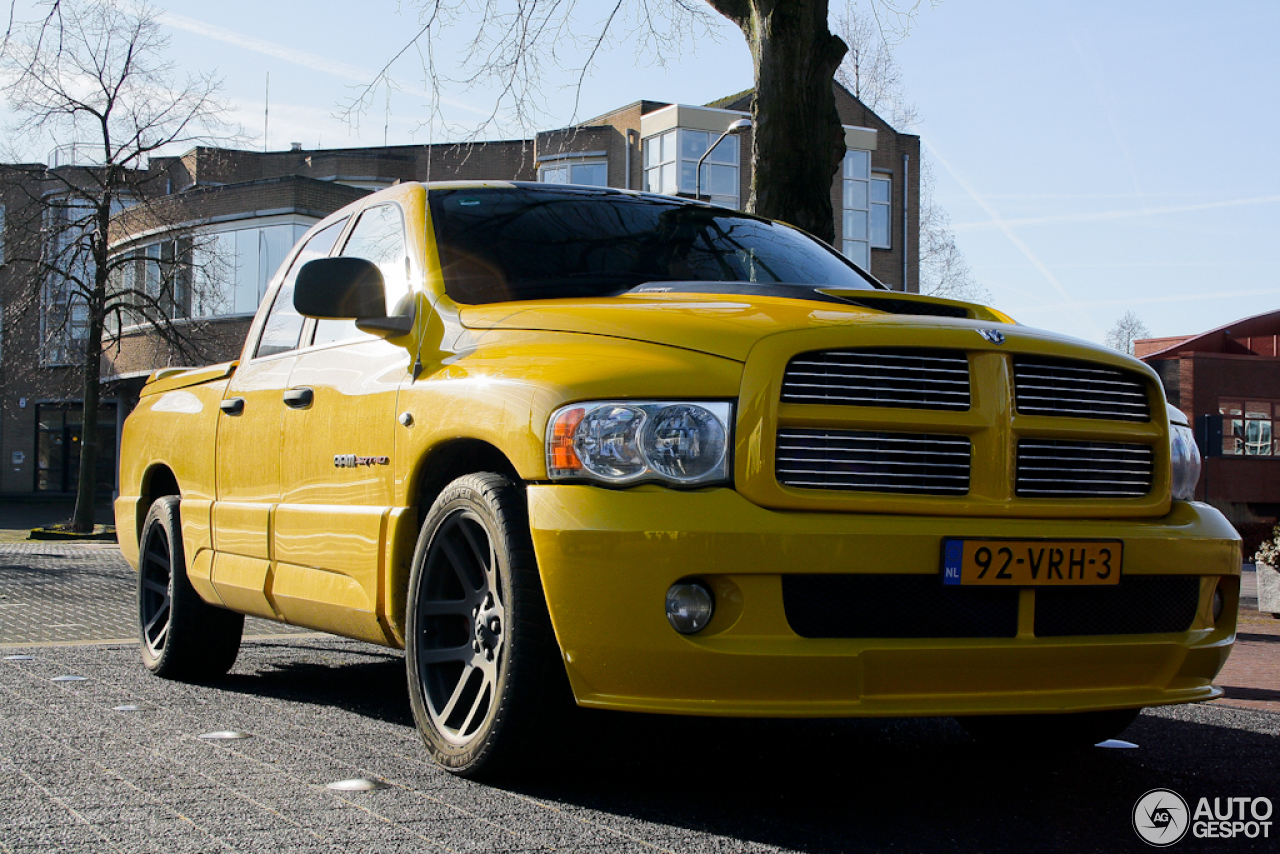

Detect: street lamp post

[694,117,752,203]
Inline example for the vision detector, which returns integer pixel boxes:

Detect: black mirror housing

[293,257,414,337]
[294,257,386,318]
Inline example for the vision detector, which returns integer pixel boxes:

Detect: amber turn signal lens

[549,407,585,473]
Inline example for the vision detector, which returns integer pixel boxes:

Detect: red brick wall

[1177,353,1280,505]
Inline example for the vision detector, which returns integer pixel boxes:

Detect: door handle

[219,397,245,415]
[283,387,314,409]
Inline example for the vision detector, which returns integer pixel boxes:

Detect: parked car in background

[116,182,1240,777]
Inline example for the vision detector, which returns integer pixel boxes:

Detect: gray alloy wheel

[406,473,561,778]
[137,496,243,679]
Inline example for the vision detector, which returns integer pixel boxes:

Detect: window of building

[643,128,740,209]
[108,238,194,333]
[190,221,310,318]
[871,175,892,249]
[34,401,117,495]
[841,150,874,268]
[313,204,408,346]
[40,199,94,366]
[539,159,608,187]
[1219,399,1279,456]
[256,217,348,358]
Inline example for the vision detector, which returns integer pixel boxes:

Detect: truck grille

[1034,576,1200,636]
[777,429,971,495]
[781,575,1200,639]
[783,575,1019,638]
[1014,358,1150,422]
[1016,440,1154,498]
[781,349,970,410]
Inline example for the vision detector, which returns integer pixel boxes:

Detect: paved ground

[0,544,309,645]
[1,541,1278,853]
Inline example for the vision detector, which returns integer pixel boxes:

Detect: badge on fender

[334,454,391,468]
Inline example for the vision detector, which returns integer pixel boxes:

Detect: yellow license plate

[942,539,1122,586]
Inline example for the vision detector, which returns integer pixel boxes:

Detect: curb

[27,527,117,542]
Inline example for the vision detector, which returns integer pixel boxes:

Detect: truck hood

[458,290,1015,362]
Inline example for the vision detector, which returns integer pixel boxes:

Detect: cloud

[154,9,492,119]
[925,140,1103,337]
[1012,287,1280,313]
[156,10,372,81]
[954,195,1280,232]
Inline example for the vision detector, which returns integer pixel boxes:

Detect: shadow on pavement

[203,642,1278,853]
[215,642,414,728]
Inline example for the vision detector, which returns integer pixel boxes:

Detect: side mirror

[293,257,414,336]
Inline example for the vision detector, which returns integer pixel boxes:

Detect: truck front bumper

[527,486,1240,717]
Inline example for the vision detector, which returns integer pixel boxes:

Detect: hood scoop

[817,290,971,318]
[624,282,972,319]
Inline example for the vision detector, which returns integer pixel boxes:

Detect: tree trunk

[70,306,104,532]
[707,0,848,243]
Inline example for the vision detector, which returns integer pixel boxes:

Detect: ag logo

[1134,788,1190,846]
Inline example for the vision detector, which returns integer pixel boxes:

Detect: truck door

[210,217,349,618]
[273,200,414,642]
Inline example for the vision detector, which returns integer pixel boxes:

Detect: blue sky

[6,1,1276,347]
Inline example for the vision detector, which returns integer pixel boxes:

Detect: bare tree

[1105,310,1152,356]
[346,1,929,245]
[0,0,235,531]
[834,6,918,129]
[834,2,986,303]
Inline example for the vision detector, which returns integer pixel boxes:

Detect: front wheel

[405,473,562,778]
[138,496,243,679]
[957,708,1141,748]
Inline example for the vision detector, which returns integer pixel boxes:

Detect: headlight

[547,401,732,486]
[1168,417,1201,501]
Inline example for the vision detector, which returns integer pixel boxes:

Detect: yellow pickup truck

[116,181,1239,776]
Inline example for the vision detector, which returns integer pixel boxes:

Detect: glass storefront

[34,402,118,495]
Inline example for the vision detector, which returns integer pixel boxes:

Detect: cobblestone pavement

[1,545,1278,854]
[0,545,310,646]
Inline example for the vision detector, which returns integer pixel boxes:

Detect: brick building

[1137,309,1280,540]
[0,82,919,499]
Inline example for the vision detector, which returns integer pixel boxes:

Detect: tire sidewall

[405,474,529,774]
[138,496,182,673]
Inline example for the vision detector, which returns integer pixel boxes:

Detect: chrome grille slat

[777,429,971,495]
[1014,358,1151,422]
[782,349,971,411]
[1016,439,1153,498]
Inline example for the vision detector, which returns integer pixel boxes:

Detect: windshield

[428,186,880,304]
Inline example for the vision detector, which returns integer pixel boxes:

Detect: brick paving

[1212,568,1280,713]
[0,545,310,646]
[0,543,1277,853]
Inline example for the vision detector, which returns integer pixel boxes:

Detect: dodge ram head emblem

[978,329,1006,345]
[334,454,391,468]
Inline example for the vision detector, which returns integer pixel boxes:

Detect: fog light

[666,583,714,634]
[1212,586,1225,624]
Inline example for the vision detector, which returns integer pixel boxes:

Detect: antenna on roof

[264,72,270,153]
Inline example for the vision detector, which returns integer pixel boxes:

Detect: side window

[255,217,348,358]
[313,204,410,347]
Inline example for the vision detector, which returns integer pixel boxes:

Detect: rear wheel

[957,708,1141,748]
[138,496,243,679]
[405,473,562,778]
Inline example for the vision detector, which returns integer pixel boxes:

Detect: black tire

[957,707,1141,748]
[405,473,562,778]
[138,496,243,679]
